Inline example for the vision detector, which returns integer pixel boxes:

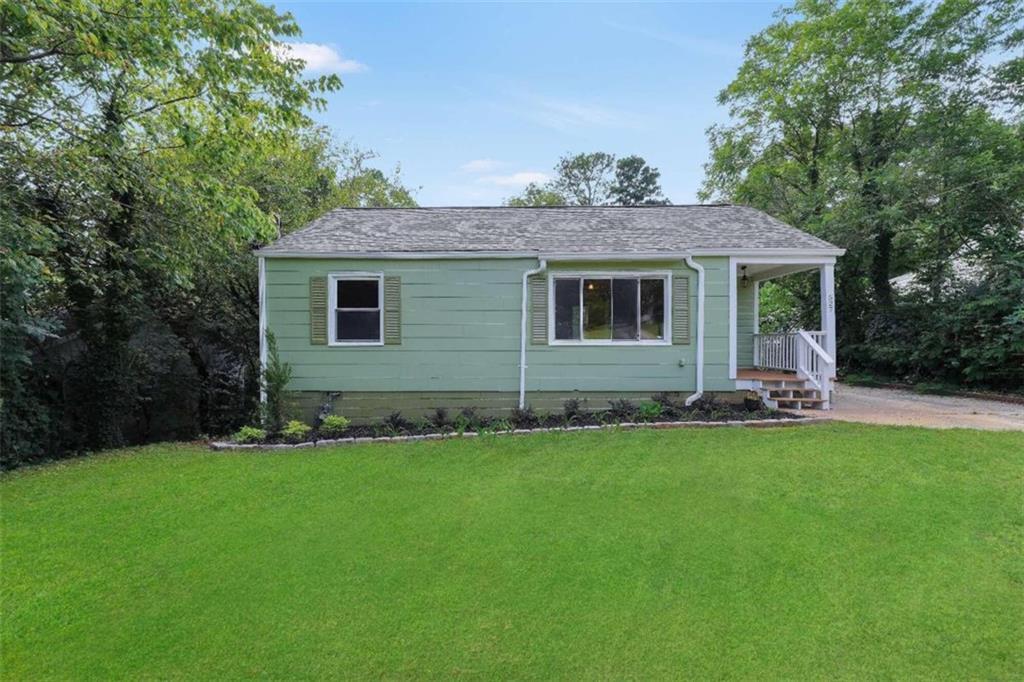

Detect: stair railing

[795,330,834,402]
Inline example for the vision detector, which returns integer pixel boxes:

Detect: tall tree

[1,0,339,452]
[701,0,1023,355]
[503,182,568,207]
[551,152,616,205]
[611,155,668,205]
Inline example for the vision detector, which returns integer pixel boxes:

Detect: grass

[2,423,1022,679]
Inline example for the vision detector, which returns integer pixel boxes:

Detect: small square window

[331,277,381,343]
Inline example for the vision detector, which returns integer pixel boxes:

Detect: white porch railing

[753,330,834,399]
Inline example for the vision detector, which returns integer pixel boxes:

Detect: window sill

[548,340,672,347]
[327,341,385,347]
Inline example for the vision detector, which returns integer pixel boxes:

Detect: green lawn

[2,424,1022,679]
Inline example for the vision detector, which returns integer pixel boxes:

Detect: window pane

[612,279,639,340]
[582,279,611,340]
[336,310,380,341]
[338,279,378,309]
[554,279,581,340]
[640,279,665,340]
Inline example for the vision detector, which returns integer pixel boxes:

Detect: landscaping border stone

[209,416,830,451]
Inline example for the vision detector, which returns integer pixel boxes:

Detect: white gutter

[257,248,846,259]
[683,255,705,406]
[258,255,267,404]
[519,258,548,408]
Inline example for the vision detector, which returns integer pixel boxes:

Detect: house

[256,206,844,421]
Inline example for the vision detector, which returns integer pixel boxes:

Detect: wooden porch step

[774,398,827,405]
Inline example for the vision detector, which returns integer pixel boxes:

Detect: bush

[260,331,293,434]
[453,407,480,433]
[232,425,266,444]
[428,407,452,430]
[319,415,351,438]
[607,399,636,422]
[280,420,312,443]
[651,392,682,419]
[637,401,663,422]
[563,398,584,424]
[380,411,411,435]
[510,405,540,429]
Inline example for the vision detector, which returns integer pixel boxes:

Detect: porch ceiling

[740,262,821,281]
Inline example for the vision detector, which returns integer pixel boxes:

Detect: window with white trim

[552,275,668,343]
[329,274,382,344]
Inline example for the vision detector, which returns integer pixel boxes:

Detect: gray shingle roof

[257,205,841,256]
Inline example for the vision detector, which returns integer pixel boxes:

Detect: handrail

[797,330,833,366]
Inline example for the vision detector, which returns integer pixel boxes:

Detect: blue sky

[277,2,785,206]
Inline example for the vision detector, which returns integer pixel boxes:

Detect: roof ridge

[319,204,735,211]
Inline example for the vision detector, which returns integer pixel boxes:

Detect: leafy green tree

[503,182,568,207]
[611,155,668,205]
[1,0,340,454]
[336,144,418,208]
[701,0,1024,379]
[551,152,616,205]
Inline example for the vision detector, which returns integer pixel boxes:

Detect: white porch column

[820,264,836,372]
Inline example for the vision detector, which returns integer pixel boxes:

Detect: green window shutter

[309,276,328,345]
[672,276,690,345]
[529,275,548,345]
[383,276,402,345]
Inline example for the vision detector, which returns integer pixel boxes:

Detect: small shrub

[428,407,452,429]
[260,331,293,434]
[492,418,513,432]
[280,420,312,443]
[563,398,584,424]
[319,414,351,438]
[651,392,682,419]
[607,398,637,422]
[381,411,411,435]
[637,401,663,422]
[453,407,480,433]
[232,425,266,444]
[510,405,540,429]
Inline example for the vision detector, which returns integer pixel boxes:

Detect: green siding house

[257,206,844,421]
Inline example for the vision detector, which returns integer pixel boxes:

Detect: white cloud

[274,42,367,74]
[460,159,502,173]
[479,171,550,187]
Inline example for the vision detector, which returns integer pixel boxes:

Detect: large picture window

[552,275,668,344]
[329,274,383,344]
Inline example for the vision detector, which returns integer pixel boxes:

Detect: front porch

[729,257,837,409]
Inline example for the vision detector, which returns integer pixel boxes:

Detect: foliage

[702,0,1024,387]
[562,398,585,424]
[611,156,668,206]
[231,425,267,445]
[0,1,418,466]
[607,399,637,422]
[503,182,568,207]
[259,331,293,434]
[428,407,452,430]
[318,415,351,438]
[280,420,312,444]
[504,152,669,206]
[5,426,1022,679]
[380,411,411,435]
[510,405,540,429]
[636,401,664,422]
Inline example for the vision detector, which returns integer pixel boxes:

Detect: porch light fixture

[740,265,750,288]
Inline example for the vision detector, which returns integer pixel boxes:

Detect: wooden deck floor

[737,368,801,382]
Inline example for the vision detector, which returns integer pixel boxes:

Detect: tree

[551,152,616,205]
[503,152,669,206]
[700,0,1024,380]
[336,144,418,207]
[503,182,568,207]
[611,155,668,205]
[1,0,341,458]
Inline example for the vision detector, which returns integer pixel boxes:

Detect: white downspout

[683,255,705,406]
[258,255,267,405]
[519,258,548,408]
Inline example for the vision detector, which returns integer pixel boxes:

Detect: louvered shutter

[383,276,401,345]
[309,276,328,345]
[672,276,690,345]
[529,275,548,345]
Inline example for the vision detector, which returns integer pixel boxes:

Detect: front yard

[2,423,1022,679]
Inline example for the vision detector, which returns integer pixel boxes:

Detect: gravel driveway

[826,383,1024,431]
